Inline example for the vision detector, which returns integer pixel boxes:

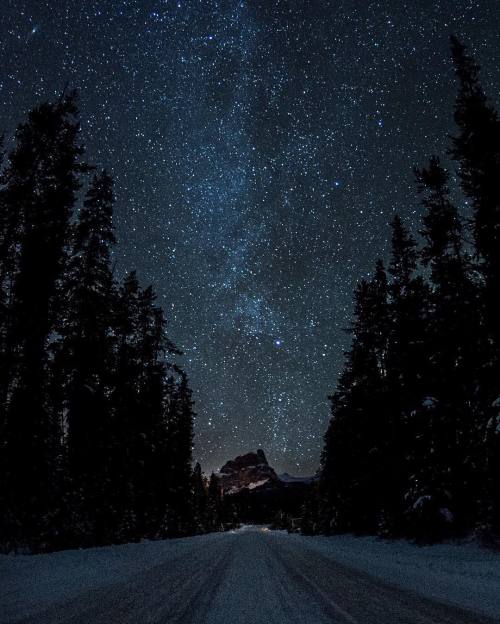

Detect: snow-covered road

[2,526,499,623]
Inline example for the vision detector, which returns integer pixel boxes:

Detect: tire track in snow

[265,532,499,624]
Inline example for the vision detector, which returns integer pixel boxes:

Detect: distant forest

[314,37,500,542]
[1,36,499,553]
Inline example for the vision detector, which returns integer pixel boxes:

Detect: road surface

[10,527,499,624]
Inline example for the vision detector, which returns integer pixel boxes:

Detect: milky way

[1,1,499,474]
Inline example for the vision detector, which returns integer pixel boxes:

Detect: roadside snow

[295,533,500,620]
[0,532,227,623]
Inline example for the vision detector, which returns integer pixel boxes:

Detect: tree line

[317,38,500,542]
[0,93,232,553]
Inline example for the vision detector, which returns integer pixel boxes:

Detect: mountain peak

[220,449,269,475]
[218,449,277,493]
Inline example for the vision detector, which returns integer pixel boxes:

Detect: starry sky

[1,1,499,475]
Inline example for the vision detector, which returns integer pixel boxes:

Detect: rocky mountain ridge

[217,449,317,508]
[216,449,279,494]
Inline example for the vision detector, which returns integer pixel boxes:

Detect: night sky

[1,1,499,475]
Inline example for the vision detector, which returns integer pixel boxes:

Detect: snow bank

[293,533,500,620]
[0,532,226,623]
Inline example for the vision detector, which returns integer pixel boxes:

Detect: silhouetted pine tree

[54,171,117,546]
[384,217,431,535]
[0,94,88,550]
[0,131,19,395]
[300,489,319,536]
[109,270,143,540]
[387,216,430,404]
[207,472,223,532]
[450,36,500,346]
[321,260,391,534]
[191,462,209,534]
[0,132,11,387]
[449,35,500,536]
[111,272,190,540]
[164,372,195,536]
[109,271,192,542]
[407,156,482,537]
[0,133,17,549]
[134,286,180,538]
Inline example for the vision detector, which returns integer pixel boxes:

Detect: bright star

[26,25,39,43]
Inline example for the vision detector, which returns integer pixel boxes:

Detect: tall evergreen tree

[164,372,195,536]
[134,285,179,538]
[382,216,430,534]
[0,131,18,368]
[0,134,10,432]
[411,156,481,535]
[191,462,209,534]
[321,260,391,534]
[55,171,117,546]
[450,36,500,345]
[109,270,143,540]
[111,272,184,541]
[450,36,500,535]
[1,94,88,549]
[387,215,429,402]
[0,131,11,368]
[207,472,223,532]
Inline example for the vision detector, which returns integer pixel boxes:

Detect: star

[25,24,39,43]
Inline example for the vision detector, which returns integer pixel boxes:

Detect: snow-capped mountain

[217,449,279,494]
[215,450,316,523]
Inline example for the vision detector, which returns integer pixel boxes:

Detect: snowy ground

[1,526,499,623]
[298,533,500,621]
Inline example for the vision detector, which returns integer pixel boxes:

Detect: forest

[0,93,233,553]
[315,37,500,542]
[0,36,499,553]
